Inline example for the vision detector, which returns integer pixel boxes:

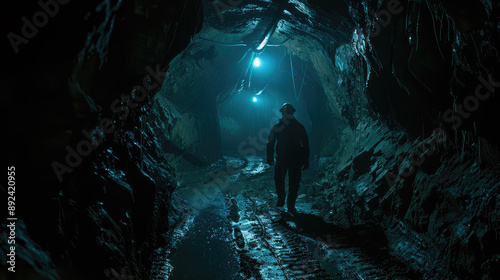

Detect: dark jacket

[267,118,309,163]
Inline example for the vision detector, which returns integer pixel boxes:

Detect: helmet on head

[280,103,296,114]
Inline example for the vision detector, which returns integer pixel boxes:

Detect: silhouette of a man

[267,103,309,213]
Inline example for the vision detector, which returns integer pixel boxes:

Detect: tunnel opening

[155,0,356,171]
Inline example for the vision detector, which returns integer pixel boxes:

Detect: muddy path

[151,156,418,280]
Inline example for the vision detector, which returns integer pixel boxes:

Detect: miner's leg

[274,159,287,207]
[287,161,302,212]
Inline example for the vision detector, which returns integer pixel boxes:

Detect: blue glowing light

[253,57,261,67]
[252,97,258,102]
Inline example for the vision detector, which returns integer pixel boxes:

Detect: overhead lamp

[253,57,261,67]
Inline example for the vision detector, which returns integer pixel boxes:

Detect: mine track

[229,196,333,280]
[229,195,413,280]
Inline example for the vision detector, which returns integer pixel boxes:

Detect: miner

[267,103,310,213]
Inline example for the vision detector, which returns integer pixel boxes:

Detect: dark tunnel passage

[2,0,500,279]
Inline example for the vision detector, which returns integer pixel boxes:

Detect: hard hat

[280,103,296,113]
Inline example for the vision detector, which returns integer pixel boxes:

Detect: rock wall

[305,1,500,278]
[2,0,202,279]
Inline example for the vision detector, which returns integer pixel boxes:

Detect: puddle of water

[169,204,243,280]
[242,156,268,176]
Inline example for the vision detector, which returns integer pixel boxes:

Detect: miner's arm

[267,126,277,165]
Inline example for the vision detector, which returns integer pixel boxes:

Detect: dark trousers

[274,158,302,209]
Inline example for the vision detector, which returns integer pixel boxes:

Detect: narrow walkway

[151,156,417,279]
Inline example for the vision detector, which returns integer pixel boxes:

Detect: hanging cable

[296,61,308,101]
[266,37,292,47]
[197,36,247,47]
[253,0,289,52]
[247,52,257,89]
[238,49,252,64]
[290,52,298,101]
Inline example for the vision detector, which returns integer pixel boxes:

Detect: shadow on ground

[278,212,389,254]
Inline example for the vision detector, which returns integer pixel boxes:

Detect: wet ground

[151,156,418,279]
